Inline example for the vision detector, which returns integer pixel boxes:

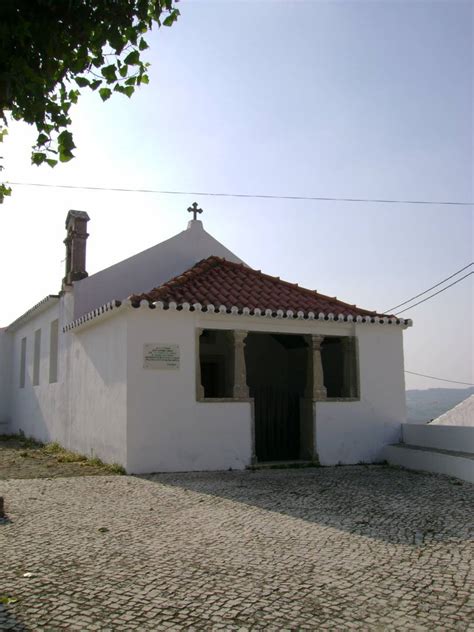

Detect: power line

[405,370,474,386]
[385,262,473,312]
[394,272,473,315]
[5,181,474,206]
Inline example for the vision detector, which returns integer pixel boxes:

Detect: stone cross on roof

[187,202,203,221]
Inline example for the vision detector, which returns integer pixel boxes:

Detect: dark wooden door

[254,386,300,462]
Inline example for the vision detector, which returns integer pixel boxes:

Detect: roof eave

[63,300,124,333]
[6,295,60,333]
[129,299,413,328]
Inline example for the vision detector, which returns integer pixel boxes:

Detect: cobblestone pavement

[1,466,473,631]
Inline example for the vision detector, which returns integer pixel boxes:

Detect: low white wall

[315,325,406,465]
[126,309,252,473]
[402,423,474,454]
[385,444,474,484]
[0,328,12,428]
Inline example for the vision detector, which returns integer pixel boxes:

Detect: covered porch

[197,328,359,464]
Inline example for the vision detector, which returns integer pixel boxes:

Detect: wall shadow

[0,604,29,631]
[137,465,474,545]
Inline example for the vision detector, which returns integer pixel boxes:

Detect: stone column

[310,335,327,400]
[341,337,357,398]
[196,329,205,399]
[232,330,249,399]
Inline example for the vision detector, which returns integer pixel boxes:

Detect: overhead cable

[385,262,473,312]
[393,272,473,315]
[5,181,474,206]
[405,370,474,386]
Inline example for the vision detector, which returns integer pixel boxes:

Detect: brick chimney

[63,210,90,287]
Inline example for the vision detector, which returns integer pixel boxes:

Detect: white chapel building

[0,208,411,473]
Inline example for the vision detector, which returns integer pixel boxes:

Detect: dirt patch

[0,435,124,480]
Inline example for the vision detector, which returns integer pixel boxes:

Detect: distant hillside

[406,387,474,423]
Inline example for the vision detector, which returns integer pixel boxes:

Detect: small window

[19,337,27,388]
[199,329,234,398]
[49,319,59,383]
[33,329,41,386]
[321,336,358,398]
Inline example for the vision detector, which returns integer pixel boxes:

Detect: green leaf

[36,133,49,146]
[119,65,128,78]
[89,80,101,91]
[101,64,117,83]
[46,159,58,168]
[163,12,178,27]
[59,150,74,163]
[32,152,46,166]
[124,50,140,65]
[140,74,149,85]
[0,183,12,203]
[114,85,134,98]
[139,38,149,51]
[99,87,112,101]
[75,76,90,88]
[92,55,105,69]
[58,130,75,152]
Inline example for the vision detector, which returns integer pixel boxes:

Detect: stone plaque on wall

[143,344,180,370]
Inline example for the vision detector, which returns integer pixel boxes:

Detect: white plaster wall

[402,423,474,453]
[429,395,473,427]
[315,325,406,465]
[125,308,407,471]
[385,444,474,484]
[9,302,62,443]
[7,296,128,466]
[0,328,12,429]
[74,220,245,318]
[4,292,408,472]
[126,309,253,473]
[65,315,127,464]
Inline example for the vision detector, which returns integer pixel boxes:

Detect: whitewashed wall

[0,328,12,430]
[8,302,62,443]
[3,295,408,472]
[126,309,253,473]
[74,220,245,319]
[6,297,128,466]
[402,423,474,453]
[315,325,406,465]
[125,308,407,472]
[65,315,128,464]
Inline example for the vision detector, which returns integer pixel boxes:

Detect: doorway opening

[245,332,312,463]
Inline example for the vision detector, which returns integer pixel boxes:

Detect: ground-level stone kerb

[1,466,473,630]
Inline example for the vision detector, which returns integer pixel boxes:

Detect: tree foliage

[0,0,180,202]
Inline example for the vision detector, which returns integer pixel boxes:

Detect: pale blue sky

[1,0,473,389]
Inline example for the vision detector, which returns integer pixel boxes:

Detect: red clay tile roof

[129,256,393,320]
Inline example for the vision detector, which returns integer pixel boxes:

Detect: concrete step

[248,460,318,470]
[385,443,474,484]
